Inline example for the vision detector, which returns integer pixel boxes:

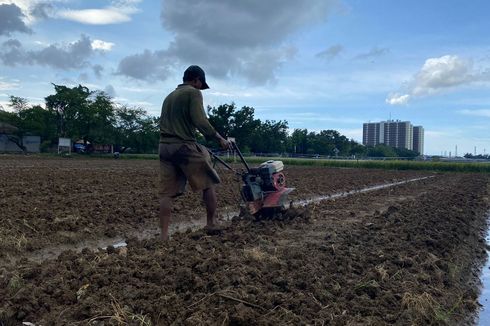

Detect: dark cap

[183,65,209,89]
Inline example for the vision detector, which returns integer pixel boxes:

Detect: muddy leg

[159,196,172,241]
[203,186,217,227]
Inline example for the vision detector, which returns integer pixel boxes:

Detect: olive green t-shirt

[159,84,216,143]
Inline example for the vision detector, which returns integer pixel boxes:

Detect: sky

[0,0,489,156]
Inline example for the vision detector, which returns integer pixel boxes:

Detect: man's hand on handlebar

[216,133,232,150]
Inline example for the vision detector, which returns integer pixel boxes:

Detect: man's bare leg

[159,196,172,241]
[203,186,217,227]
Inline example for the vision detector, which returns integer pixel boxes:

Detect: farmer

[158,65,231,241]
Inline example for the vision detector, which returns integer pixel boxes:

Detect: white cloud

[0,0,60,24]
[57,0,141,25]
[91,39,115,51]
[0,1,141,25]
[58,8,130,25]
[458,109,490,118]
[385,93,410,105]
[0,78,19,90]
[387,55,490,105]
[412,55,473,95]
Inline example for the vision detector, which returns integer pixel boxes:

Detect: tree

[229,106,260,152]
[367,144,397,157]
[45,84,91,137]
[0,108,20,127]
[393,147,419,158]
[252,120,288,153]
[206,103,261,152]
[80,91,116,144]
[114,105,158,153]
[207,103,234,137]
[8,96,29,111]
[17,105,57,143]
[290,129,308,154]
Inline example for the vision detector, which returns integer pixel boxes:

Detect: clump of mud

[233,205,310,222]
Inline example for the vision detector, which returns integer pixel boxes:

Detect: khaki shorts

[159,142,221,197]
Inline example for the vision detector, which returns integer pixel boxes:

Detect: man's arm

[214,132,231,150]
[189,90,230,149]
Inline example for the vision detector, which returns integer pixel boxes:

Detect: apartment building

[412,126,424,155]
[362,120,424,154]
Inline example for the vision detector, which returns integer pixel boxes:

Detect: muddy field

[0,155,489,325]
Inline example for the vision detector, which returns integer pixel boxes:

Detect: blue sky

[1,0,489,155]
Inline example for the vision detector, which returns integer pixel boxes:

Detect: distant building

[0,135,40,153]
[412,126,424,155]
[362,120,424,154]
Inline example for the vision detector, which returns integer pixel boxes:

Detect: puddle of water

[295,176,433,206]
[22,176,434,262]
[477,213,490,325]
[27,220,202,263]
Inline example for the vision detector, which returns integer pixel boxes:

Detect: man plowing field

[159,65,295,241]
[158,65,231,241]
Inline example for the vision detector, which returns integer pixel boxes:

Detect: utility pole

[474,146,477,155]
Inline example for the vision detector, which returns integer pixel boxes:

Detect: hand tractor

[209,141,294,215]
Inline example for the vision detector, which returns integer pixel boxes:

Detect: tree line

[0,84,420,157]
[0,84,159,153]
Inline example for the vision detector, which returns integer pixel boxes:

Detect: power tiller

[209,141,294,215]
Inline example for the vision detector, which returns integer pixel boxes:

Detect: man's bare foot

[160,233,169,241]
[206,218,218,228]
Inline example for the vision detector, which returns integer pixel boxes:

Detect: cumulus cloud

[57,0,142,25]
[0,0,62,25]
[0,34,95,70]
[0,3,32,36]
[0,39,28,65]
[316,44,343,61]
[385,93,410,105]
[117,0,339,84]
[91,39,115,51]
[116,49,172,81]
[411,55,474,95]
[29,2,54,19]
[386,55,490,105]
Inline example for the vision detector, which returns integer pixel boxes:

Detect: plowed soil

[0,155,489,325]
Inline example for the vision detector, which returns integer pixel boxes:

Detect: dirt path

[1,168,488,325]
